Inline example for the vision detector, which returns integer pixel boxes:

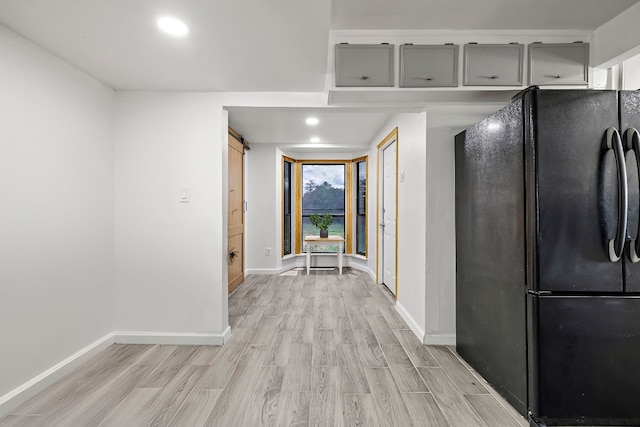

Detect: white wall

[623,53,640,90]
[245,144,280,272]
[424,127,457,343]
[593,2,640,68]
[113,92,228,338]
[113,92,325,339]
[0,26,115,398]
[367,113,429,340]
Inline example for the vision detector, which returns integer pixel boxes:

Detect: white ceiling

[0,0,332,91]
[1,0,638,148]
[332,0,639,30]
[227,107,395,151]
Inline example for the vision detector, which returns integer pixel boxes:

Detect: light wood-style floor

[0,269,528,426]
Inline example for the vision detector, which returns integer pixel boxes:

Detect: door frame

[376,127,399,299]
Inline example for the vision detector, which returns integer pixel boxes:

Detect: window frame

[283,156,367,258]
[354,156,368,257]
[282,156,294,257]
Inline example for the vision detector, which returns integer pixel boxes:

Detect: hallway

[1,270,526,426]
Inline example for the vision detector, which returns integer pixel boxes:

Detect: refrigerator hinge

[528,412,548,427]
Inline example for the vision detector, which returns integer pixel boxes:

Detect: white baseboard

[245,268,279,275]
[114,328,232,345]
[348,262,375,280]
[423,333,456,346]
[395,302,426,342]
[0,332,115,418]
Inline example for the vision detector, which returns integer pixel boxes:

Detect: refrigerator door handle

[607,127,628,262]
[625,127,640,262]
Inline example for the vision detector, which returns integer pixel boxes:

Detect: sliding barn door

[228,132,244,293]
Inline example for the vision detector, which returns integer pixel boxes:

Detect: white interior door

[382,141,397,296]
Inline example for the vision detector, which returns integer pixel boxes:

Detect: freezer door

[528,295,640,424]
[535,90,624,292]
[621,91,640,292]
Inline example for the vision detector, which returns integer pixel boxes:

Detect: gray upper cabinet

[464,44,524,86]
[400,44,458,88]
[335,44,394,87]
[529,43,589,85]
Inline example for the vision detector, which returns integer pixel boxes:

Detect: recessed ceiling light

[310,137,320,143]
[156,16,189,37]
[306,117,319,126]
[487,122,501,131]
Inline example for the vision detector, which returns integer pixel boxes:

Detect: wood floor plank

[212,327,251,364]
[166,389,222,427]
[465,394,524,427]
[313,330,338,367]
[98,388,160,427]
[364,367,414,427]
[237,366,285,426]
[274,391,311,427]
[393,330,439,367]
[10,344,154,416]
[189,345,222,366]
[42,364,149,426]
[203,346,266,425]
[309,366,342,427]
[315,299,338,329]
[139,346,199,388]
[346,305,372,329]
[341,393,381,427]
[402,393,450,427]
[249,315,286,345]
[236,305,266,329]
[428,346,489,395]
[381,344,429,393]
[282,344,313,392]
[263,329,293,366]
[418,367,487,427]
[197,353,236,390]
[335,316,356,344]
[367,315,401,345]
[378,306,408,329]
[354,329,388,368]
[136,365,206,426]
[0,415,41,427]
[336,344,370,393]
[289,315,315,344]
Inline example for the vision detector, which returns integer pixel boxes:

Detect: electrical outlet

[265,247,271,256]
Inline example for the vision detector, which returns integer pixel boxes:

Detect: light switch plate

[399,171,405,182]
[179,187,190,203]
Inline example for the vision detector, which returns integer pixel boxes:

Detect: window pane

[283,160,292,256]
[284,162,291,214]
[302,164,345,252]
[356,160,366,255]
[302,164,345,215]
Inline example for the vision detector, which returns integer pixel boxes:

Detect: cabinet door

[464,44,524,86]
[400,44,458,87]
[529,43,589,86]
[335,44,394,87]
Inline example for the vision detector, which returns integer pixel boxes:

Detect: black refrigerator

[455,87,640,426]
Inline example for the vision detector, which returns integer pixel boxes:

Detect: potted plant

[228,247,239,265]
[310,213,333,238]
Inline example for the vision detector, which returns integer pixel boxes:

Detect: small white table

[304,235,345,275]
